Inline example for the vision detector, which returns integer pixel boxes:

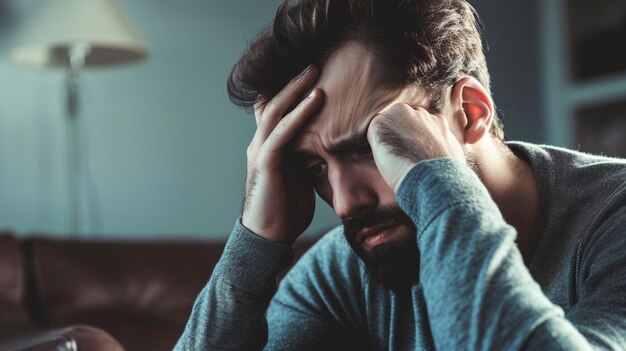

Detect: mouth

[357,224,402,250]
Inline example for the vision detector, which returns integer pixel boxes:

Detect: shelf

[540,0,626,150]
[567,73,626,107]
[567,0,626,82]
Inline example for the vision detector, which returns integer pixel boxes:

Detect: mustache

[343,204,415,239]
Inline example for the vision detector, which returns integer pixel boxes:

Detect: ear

[449,77,494,145]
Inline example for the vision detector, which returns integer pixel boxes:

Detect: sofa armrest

[0,325,124,351]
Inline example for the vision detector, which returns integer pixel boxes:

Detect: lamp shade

[9,0,148,67]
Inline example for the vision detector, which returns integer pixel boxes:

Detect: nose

[329,165,378,219]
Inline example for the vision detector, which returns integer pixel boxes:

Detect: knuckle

[398,102,414,110]
[412,105,428,113]
[366,123,378,142]
[382,104,414,122]
[370,114,385,129]
[368,115,387,140]
[385,103,404,114]
[393,102,413,112]
[370,113,394,135]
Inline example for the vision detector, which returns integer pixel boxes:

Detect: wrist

[241,216,295,245]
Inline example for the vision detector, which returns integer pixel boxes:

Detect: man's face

[291,43,430,291]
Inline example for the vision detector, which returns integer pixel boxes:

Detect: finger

[258,65,319,139]
[366,109,404,139]
[410,105,446,125]
[366,113,384,145]
[262,89,322,156]
[254,95,266,126]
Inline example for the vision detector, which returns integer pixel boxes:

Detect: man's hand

[366,103,465,193]
[242,65,323,245]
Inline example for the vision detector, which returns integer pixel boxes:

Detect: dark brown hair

[227,0,504,139]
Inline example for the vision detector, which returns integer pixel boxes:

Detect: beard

[343,203,419,293]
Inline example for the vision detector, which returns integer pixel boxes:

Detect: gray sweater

[175,142,626,350]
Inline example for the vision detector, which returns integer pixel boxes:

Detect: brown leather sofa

[0,230,320,351]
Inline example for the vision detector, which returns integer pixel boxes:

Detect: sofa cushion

[0,232,31,333]
[30,238,222,351]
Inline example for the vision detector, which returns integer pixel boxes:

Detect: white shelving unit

[568,72,626,107]
[540,0,626,152]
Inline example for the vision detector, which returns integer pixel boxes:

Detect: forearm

[175,219,294,351]
[398,159,591,350]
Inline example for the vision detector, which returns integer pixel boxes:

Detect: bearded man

[176,0,626,349]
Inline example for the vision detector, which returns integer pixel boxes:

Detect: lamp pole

[9,0,149,236]
[65,43,91,235]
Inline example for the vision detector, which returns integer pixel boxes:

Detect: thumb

[367,114,418,193]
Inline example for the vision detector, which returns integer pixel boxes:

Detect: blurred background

[0,0,624,241]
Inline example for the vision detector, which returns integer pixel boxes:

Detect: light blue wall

[0,0,541,240]
[0,0,339,239]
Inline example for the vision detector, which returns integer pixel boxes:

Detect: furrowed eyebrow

[326,130,369,154]
[291,124,372,160]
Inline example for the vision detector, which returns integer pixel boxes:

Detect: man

[176,0,626,349]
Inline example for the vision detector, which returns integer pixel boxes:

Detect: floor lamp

[9,0,149,235]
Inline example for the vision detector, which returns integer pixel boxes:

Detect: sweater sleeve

[265,228,369,351]
[174,218,295,351]
[397,158,597,350]
[560,203,626,349]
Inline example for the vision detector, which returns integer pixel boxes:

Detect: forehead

[294,43,421,153]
